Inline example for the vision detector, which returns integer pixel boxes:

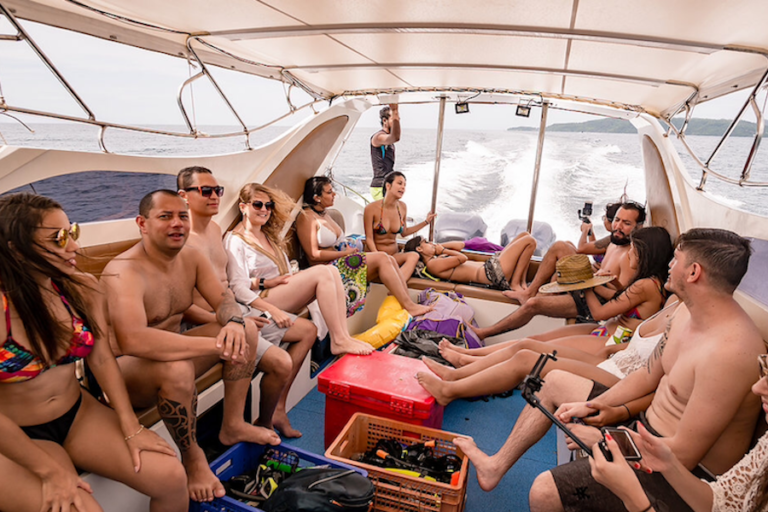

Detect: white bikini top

[317,222,344,249]
[598,300,679,379]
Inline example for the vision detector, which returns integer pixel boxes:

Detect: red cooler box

[318,351,444,447]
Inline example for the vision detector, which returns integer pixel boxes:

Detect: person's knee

[529,471,561,512]
[156,360,196,397]
[262,346,292,380]
[524,296,542,314]
[538,370,571,406]
[145,457,187,500]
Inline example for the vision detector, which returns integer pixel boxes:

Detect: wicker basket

[326,413,469,512]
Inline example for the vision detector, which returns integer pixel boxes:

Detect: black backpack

[260,467,374,512]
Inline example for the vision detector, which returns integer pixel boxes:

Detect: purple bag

[464,237,504,253]
[406,288,483,349]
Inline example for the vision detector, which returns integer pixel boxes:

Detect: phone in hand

[599,427,642,462]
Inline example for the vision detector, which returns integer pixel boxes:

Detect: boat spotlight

[455,102,470,114]
[516,104,531,117]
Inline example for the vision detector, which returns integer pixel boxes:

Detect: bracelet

[621,404,632,420]
[124,424,144,442]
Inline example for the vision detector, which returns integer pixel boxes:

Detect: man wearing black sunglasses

[178,166,316,439]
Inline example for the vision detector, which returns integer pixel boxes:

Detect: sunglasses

[39,223,81,248]
[184,186,224,198]
[759,354,768,379]
[250,201,275,211]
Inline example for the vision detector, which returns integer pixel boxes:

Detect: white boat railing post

[429,96,447,241]
[526,101,549,234]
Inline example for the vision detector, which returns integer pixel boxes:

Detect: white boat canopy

[4,0,768,119]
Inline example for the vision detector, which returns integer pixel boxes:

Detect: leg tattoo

[158,392,198,453]
[223,358,257,382]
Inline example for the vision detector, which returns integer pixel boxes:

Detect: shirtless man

[177,166,316,438]
[472,202,645,339]
[454,228,764,512]
[103,190,284,503]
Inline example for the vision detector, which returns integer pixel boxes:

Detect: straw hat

[539,254,614,293]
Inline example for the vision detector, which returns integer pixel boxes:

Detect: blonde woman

[225,183,372,356]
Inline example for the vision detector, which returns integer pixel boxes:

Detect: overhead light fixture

[516,105,531,117]
[455,102,470,114]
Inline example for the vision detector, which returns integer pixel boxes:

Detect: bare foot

[185,449,226,502]
[439,345,468,368]
[502,289,530,305]
[272,410,302,438]
[468,323,490,341]
[415,371,453,406]
[333,337,374,355]
[422,356,456,380]
[453,436,505,492]
[220,421,281,446]
[404,303,434,317]
[439,338,471,355]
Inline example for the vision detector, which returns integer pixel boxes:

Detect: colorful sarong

[331,253,369,317]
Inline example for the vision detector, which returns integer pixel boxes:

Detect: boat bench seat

[75,239,310,429]
[397,257,543,305]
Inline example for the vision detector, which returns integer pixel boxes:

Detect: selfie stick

[520,351,594,456]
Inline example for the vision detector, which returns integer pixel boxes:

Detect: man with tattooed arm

[455,228,764,512]
[103,190,288,503]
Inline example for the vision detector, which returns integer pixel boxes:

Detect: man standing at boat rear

[370,104,401,200]
[177,166,316,439]
[103,190,284,503]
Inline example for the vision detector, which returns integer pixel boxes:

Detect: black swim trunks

[570,289,609,324]
[550,412,714,512]
[21,392,83,445]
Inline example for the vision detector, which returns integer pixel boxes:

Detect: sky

[0,17,755,132]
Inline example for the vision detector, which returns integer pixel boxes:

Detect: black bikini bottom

[21,393,83,445]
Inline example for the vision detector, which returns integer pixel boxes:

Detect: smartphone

[259,310,272,320]
[599,427,641,462]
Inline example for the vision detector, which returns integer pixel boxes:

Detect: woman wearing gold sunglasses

[0,193,187,512]
[591,353,768,512]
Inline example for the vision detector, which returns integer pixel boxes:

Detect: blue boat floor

[285,388,557,512]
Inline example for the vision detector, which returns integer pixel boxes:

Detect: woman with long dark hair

[363,171,432,279]
[225,183,373,355]
[297,176,431,317]
[591,354,768,512]
[0,193,186,512]
[417,227,674,406]
[444,226,673,364]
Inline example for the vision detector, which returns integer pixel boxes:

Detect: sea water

[1,122,766,246]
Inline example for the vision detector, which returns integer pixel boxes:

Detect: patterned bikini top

[0,283,94,383]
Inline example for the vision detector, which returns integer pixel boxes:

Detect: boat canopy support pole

[527,101,549,233]
[694,66,768,189]
[0,2,95,121]
[186,36,252,150]
[429,96,447,241]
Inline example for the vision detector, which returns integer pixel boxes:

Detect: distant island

[508,117,759,137]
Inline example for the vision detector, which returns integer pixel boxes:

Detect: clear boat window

[669,90,768,219]
[3,171,176,223]
[330,104,645,254]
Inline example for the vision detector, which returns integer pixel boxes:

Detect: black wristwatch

[226,316,246,327]
[258,277,266,290]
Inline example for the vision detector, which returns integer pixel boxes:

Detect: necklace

[311,206,327,216]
